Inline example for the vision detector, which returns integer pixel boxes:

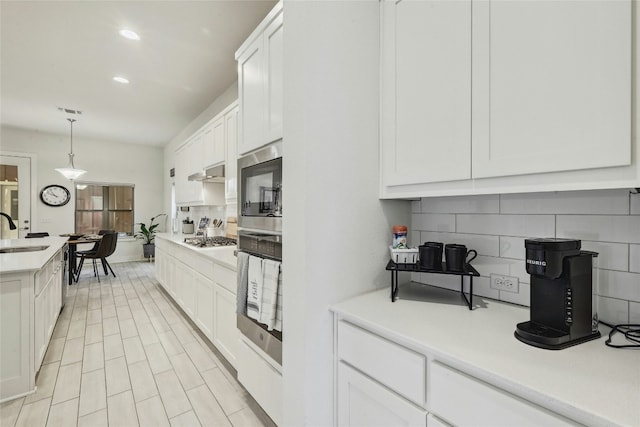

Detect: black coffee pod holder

[385,260,480,310]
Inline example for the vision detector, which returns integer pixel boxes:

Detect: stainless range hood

[188,164,225,183]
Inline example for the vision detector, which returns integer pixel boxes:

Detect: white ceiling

[0,0,277,147]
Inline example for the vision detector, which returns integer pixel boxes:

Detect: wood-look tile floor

[1,261,276,427]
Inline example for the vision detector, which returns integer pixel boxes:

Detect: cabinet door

[237,35,264,155]
[472,0,631,178]
[338,362,427,427]
[195,273,214,341]
[381,0,471,187]
[187,133,204,176]
[34,285,46,370]
[204,117,226,168]
[175,262,195,319]
[174,144,189,204]
[264,10,283,144]
[213,283,239,368]
[225,105,239,204]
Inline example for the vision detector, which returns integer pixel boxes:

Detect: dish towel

[260,259,281,331]
[274,263,283,332]
[246,255,263,321]
[236,251,250,316]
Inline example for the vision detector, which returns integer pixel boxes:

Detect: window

[75,183,134,235]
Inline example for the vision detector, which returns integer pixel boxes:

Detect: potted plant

[135,213,167,260]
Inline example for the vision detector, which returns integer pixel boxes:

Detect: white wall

[282,2,410,425]
[411,189,640,324]
[0,125,164,261]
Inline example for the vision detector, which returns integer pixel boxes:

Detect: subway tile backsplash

[410,189,640,324]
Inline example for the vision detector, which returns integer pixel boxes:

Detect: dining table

[64,235,101,284]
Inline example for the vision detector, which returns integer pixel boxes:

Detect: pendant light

[55,118,87,180]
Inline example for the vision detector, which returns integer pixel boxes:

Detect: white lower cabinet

[336,318,576,427]
[154,238,240,371]
[237,338,282,426]
[338,362,427,427]
[1,247,64,401]
[213,282,239,368]
[194,273,214,341]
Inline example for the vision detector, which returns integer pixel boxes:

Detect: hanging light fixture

[55,118,87,180]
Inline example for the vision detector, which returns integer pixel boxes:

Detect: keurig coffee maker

[515,238,600,350]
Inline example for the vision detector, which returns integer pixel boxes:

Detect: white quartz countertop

[330,282,640,427]
[156,232,237,270]
[0,237,68,273]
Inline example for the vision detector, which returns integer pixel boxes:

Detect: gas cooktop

[183,236,237,248]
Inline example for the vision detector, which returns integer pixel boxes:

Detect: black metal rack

[385,260,480,310]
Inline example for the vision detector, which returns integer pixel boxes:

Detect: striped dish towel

[246,255,263,321]
[260,259,281,331]
[274,263,283,332]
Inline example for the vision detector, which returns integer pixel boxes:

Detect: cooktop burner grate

[183,236,237,247]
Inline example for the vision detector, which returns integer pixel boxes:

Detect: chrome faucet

[0,212,17,230]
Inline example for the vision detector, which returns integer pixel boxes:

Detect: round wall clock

[40,184,71,207]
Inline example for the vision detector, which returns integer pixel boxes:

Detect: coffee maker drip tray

[515,321,601,350]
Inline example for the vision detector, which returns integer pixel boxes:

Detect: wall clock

[40,184,71,207]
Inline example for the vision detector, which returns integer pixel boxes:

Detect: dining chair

[74,232,118,282]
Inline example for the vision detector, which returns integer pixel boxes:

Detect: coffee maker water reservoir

[515,238,600,349]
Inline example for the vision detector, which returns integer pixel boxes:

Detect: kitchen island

[0,236,68,402]
[331,282,640,427]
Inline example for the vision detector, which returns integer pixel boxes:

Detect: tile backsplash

[410,189,640,325]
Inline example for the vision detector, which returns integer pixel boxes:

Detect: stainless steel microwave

[238,141,282,232]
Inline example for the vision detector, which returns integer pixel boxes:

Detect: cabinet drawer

[338,362,427,427]
[430,362,575,426]
[338,321,425,406]
[213,264,236,294]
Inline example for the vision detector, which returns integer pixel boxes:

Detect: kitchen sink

[0,245,49,254]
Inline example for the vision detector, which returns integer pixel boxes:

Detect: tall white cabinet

[380,0,635,198]
[236,2,283,155]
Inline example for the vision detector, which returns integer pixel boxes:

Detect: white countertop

[155,232,237,270]
[0,237,68,274]
[331,282,640,427]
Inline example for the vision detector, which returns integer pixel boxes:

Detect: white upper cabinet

[471,0,631,178]
[203,117,226,169]
[225,104,239,204]
[236,2,283,155]
[380,0,636,198]
[381,0,472,186]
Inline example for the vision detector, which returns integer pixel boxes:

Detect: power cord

[599,320,640,349]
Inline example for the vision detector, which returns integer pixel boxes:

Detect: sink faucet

[0,212,17,230]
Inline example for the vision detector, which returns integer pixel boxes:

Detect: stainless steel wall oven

[237,141,283,365]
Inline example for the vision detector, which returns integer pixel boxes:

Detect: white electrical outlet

[490,274,519,293]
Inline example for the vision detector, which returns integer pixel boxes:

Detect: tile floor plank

[169,353,204,391]
[186,384,231,426]
[154,370,192,419]
[77,408,108,427]
[51,362,82,405]
[105,357,131,397]
[128,360,159,403]
[82,342,104,373]
[46,397,78,427]
[14,397,51,427]
[78,369,107,417]
[103,334,125,361]
[136,396,170,427]
[0,396,24,427]
[107,390,139,427]
[169,410,201,427]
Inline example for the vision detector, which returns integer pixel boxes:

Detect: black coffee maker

[515,238,600,350]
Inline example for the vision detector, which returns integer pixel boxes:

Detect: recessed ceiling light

[119,29,140,40]
[113,76,129,84]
